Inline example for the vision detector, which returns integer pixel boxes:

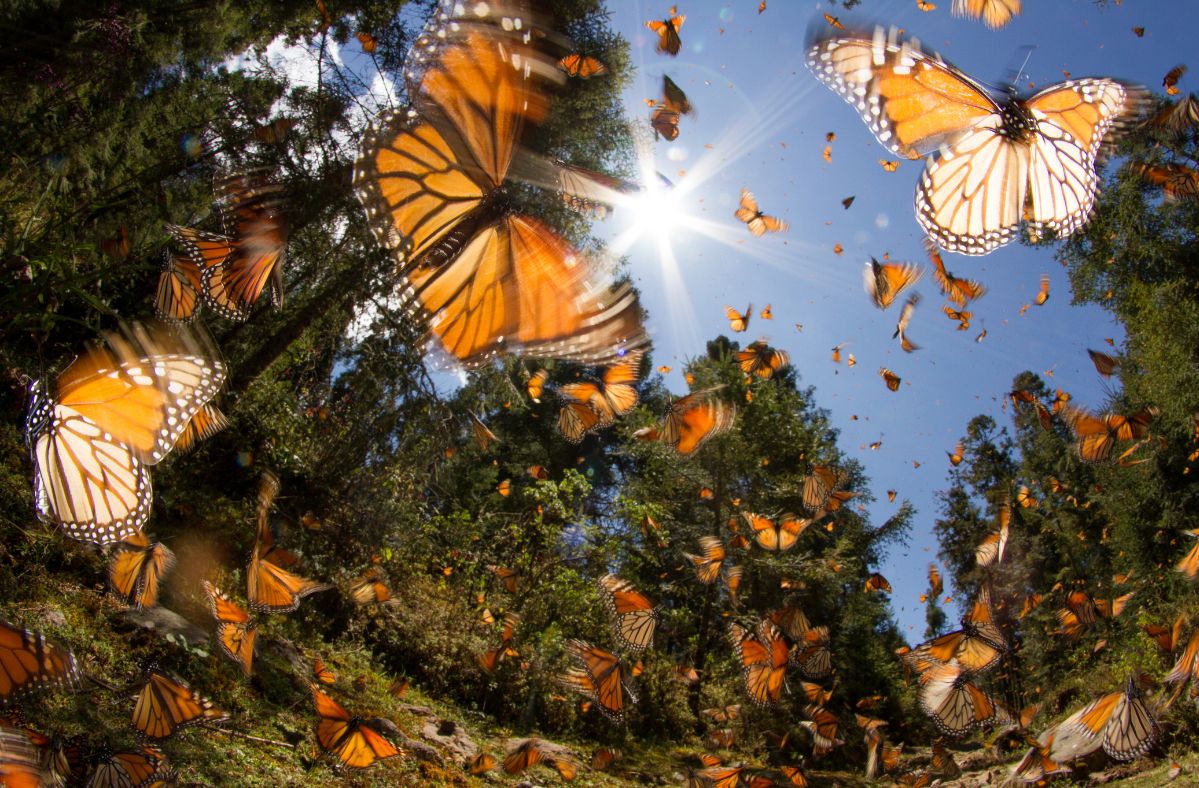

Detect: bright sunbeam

[628,174,686,237]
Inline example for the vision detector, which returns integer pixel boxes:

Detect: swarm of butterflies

[10,0,1199,783]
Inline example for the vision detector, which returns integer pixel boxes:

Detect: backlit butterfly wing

[557,400,600,443]
[0,620,79,702]
[917,662,996,737]
[1069,676,1158,761]
[802,466,844,512]
[202,581,257,675]
[206,172,288,321]
[0,723,45,788]
[173,403,228,454]
[736,341,789,379]
[597,574,657,652]
[880,368,901,391]
[468,752,497,774]
[725,304,751,333]
[560,356,640,427]
[25,322,226,545]
[566,640,635,721]
[951,0,1021,29]
[503,739,544,774]
[108,532,175,609]
[247,535,332,614]
[651,105,681,140]
[355,31,646,367]
[526,368,548,402]
[131,670,227,739]
[735,189,787,235]
[661,387,736,456]
[863,258,921,309]
[1134,163,1199,201]
[728,622,789,706]
[801,705,844,756]
[310,684,401,768]
[154,252,204,323]
[646,15,685,56]
[926,240,985,305]
[683,536,726,585]
[808,29,1140,255]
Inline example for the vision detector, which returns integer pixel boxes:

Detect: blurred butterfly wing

[1103,690,1158,761]
[108,539,175,608]
[663,389,735,456]
[646,16,684,55]
[174,403,228,455]
[311,685,400,768]
[951,0,1021,28]
[167,225,233,273]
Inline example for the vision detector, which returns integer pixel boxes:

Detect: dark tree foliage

[933,92,1199,740]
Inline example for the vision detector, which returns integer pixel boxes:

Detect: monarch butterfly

[526,368,548,403]
[736,342,790,379]
[863,258,921,309]
[1176,528,1199,578]
[768,603,812,641]
[468,752,497,774]
[86,747,164,788]
[801,680,833,705]
[503,738,546,774]
[648,387,736,456]
[354,30,646,369]
[25,322,226,545]
[131,670,227,739]
[174,402,228,454]
[310,684,401,769]
[597,574,657,652]
[1033,274,1051,306]
[479,611,520,673]
[0,722,45,788]
[558,53,608,78]
[728,621,789,706]
[802,466,847,512]
[946,441,965,467]
[701,704,742,725]
[807,28,1144,255]
[1066,675,1158,761]
[926,242,985,306]
[109,532,175,609]
[1165,629,1199,686]
[200,171,288,321]
[943,305,972,330]
[894,293,920,353]
[1150,94,1199,132]
[490,565,520,594]
[725,565,743,607]
[645,12,685,56]
[1141,616,1184,654]
[917,662,998,737]
[864,573,892,593]
[910,588,1006,672]
[356,30,377,53]
[801,704,844,756]
[350,568,392,605]
[745,512,812,552]
[927,564,943,598]
[1062,405,1156,463]
[469,412,499,452]
[1133,163,1199,202]
[735,189,788,236]
[683,535,726,585]
[252,116,297,144]
[154,251,204,323]
[650,104,681,141]
[247,514,331,614]
[974,501,1010,567]
[563,640,637,721]
[0,620,79,703]
[880,368,901,392]
[560,355,642,428]
[691,765,743,788]
[591,747,621,771]
[202,581,257,675]
[724,304,752,333]
[313,658,337,685]
[557,399,601,443]
[951,0,1021,28]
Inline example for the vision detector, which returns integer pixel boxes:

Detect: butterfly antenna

[1005,46,1037,90]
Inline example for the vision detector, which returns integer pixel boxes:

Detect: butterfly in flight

[808,27,1145,255]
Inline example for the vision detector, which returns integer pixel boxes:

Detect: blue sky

[598,0,1196,641]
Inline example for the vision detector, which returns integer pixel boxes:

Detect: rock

[421,717,478,762]
[371,717,442,765]
[396,702,435,716]
[121,606,208,645]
